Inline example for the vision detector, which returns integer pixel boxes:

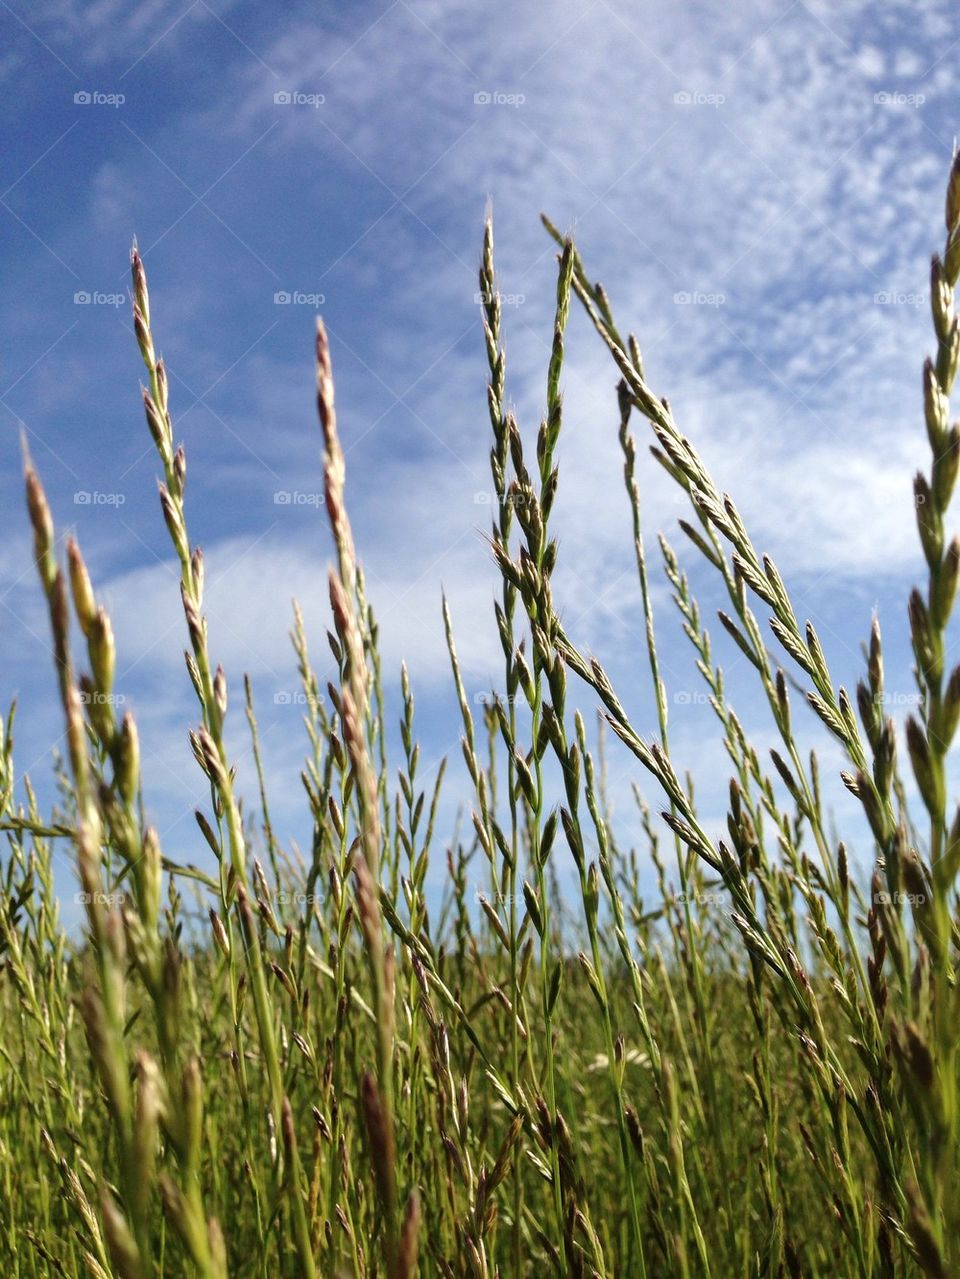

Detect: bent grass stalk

[3,148,960,1279]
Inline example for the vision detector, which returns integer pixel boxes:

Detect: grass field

[2,148,960,1279]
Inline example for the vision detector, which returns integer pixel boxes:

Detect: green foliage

[3,154,960,1279]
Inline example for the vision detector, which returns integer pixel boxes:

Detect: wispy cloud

[2,0,956,886]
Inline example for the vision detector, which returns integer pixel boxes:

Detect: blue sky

[2,0,958,918]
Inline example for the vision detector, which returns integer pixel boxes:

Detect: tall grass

[2,152,960,1278]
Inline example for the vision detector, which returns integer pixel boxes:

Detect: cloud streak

[2,0,956,895]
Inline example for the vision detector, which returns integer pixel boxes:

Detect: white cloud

[9,0,236,66]
[6,0,956,882]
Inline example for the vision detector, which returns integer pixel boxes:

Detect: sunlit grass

[2,152,960,1279]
